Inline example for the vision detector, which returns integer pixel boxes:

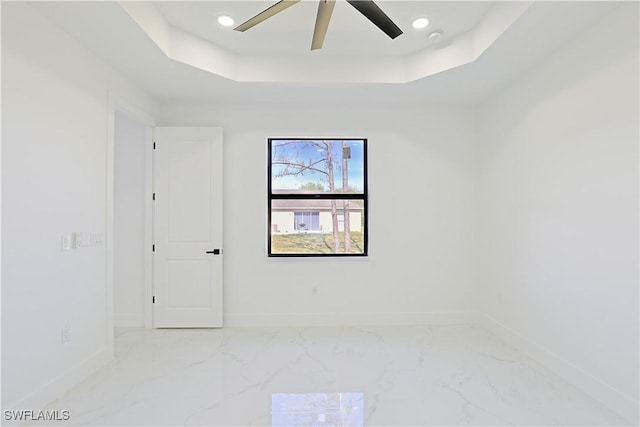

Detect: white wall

[114,111,149,327]
[477,3,638,423]
[1,2,156,413]
[159,104,479,326]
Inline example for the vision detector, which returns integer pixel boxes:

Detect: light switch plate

[76,232,91,248]
[90,233,104,246]
[61,234,72,251]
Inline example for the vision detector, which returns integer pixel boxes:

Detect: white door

[153,127,223,327]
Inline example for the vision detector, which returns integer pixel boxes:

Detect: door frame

[107,91,156,332]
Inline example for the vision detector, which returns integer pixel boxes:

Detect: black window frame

[268,138,369,258]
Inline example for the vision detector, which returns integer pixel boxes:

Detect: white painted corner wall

[1,1,157,415]
[113,111,151,327]
[477,4,639,423]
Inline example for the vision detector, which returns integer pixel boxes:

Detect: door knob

[206,249,221,255]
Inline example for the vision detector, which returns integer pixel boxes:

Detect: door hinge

[152,244,155,252]
[152,193,156,201]
[153,141,156,150]
[152,296,155,304]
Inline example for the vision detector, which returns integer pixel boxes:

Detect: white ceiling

[154,1,494,56]
[32,1,622,107]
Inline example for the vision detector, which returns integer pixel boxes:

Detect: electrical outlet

[61,326,70,344]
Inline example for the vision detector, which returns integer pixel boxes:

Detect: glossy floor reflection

[34,325,629,426]
[272,392,364,426]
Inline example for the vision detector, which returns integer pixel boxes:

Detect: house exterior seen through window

[268,138,368,256]
[294,211,320,231]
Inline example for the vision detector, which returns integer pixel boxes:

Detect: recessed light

[217,15,235,27]
[412,17,429,30]
[428,30,443,42]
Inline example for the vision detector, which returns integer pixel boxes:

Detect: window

[268,138,368,257]
[294,212,320,231]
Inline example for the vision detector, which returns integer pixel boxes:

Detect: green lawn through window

[271,232,364,254]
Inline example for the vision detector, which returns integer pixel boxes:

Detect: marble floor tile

[31,325,630,426]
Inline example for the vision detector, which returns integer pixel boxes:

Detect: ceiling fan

[234,0,403,51]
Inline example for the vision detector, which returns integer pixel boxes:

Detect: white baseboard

[114,313,144,327]
[480,314,639,425]
[4,346,113,427]
[224,311,480,327]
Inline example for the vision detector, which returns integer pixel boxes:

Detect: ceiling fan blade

[234,0,301,32]
[311,0,336,50]
[346,0,403,39]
